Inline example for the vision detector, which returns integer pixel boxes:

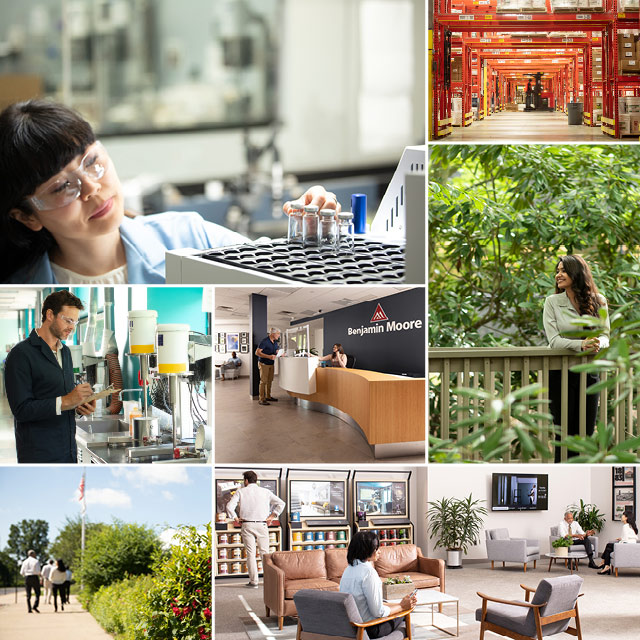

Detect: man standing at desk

[226,470,285,588]
[5,290,96,463]
[255,327,281,406]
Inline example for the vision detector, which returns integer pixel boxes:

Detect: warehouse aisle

[445,111,611,143]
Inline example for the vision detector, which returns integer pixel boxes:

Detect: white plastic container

[128,310,158,354]
[156,324,190,374]
[68,344,83,373]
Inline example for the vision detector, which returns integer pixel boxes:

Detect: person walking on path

[50,560,68,612]
[41,559,54,605]
[19,550,41,613]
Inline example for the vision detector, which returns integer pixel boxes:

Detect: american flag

[79,472,86,514]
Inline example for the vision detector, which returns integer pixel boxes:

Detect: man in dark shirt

[255,328,281,406]
[5,290,96,463]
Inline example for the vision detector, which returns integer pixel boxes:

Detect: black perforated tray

[200,238,405,284]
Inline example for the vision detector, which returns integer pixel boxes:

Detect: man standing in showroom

[5,290,96,463]
[226,470,285,588]
[255,327,281,406]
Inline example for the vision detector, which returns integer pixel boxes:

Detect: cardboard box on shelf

[631,113,640,134]
[619,113,631,135]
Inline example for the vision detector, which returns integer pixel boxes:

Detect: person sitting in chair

[318,343,347,368]
[217,351,241,380]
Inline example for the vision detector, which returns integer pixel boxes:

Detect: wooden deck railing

[429,347,636,462]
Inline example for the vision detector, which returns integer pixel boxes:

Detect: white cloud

[85,488,132,509]
[110,466,191,487]
[162,491,174,501]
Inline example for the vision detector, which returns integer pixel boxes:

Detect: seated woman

[0,100,340,284]
[318,343,348,368]
[339,531,416,639]
[598,511,638,575]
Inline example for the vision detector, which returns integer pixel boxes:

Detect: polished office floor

[214,376,424,464]
[442,111,614,143]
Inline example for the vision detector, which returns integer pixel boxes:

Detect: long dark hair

[624,511,639,535]
[56,559,67,572]
[331,343,345,359]
[346,531,379,566]
[0,100,96,280]
[554,255,602,317]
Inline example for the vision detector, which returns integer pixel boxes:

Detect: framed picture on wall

[240,344,249,354]
[612,467,636,521]
[226,332,240,352]
[240,332,249,345]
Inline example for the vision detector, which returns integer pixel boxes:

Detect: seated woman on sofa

[598,511,638,575]
[339,531,416,639]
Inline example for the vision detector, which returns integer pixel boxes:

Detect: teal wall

[0,317,19,363]
[147,288,206,334]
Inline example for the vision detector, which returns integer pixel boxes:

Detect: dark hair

[57,559,67,572]
[346,531,379,566]
[0,100,96,280]
[624,511,639,535]
[42,290,84,322]
[554,255,603,318]
[232,351,237,357]
[331,343,345,359]
[243,470,258,484]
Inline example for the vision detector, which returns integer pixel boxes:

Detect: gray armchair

[476,575,583,640]
[611,542,640,577]
[293,589,412,640]
[485,528,541,572]
[549,526,599,557]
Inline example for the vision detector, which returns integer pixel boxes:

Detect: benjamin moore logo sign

[348,304,423,337]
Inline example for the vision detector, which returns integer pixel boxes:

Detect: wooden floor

[438,111,627,143]
[214,376,423,464]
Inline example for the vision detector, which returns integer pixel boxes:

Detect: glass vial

[319,209,337,252]
[338,212,355,253]
[303,205,320,247]
[287,203,304,245]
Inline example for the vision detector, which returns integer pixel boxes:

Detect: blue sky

[0,466,212,549]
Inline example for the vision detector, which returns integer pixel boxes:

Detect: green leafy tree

[78,521,160,594]
[0,550,19,587]
[136,524,212,640]
[6,519,49,562]
[49,515,108,569]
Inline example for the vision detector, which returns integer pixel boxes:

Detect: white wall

[426,465,597,560]
[214,320,251,373]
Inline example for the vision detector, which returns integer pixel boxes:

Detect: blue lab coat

[4,211,248,284]
[5,330,77,463]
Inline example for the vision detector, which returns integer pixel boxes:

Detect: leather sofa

[263,544,445,630]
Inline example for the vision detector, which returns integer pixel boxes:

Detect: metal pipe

[169,374,179,449]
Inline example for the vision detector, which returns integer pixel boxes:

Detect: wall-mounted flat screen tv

[216,478,278,515]
[356,481,407,517]
[289,480,345,517]
[492,473,548,511]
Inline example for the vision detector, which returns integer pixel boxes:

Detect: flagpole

[80,470,86,590]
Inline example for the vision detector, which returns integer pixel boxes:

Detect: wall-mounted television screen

[356,481,407,517]
[216,478,278,515]
[289,480,345,517]
[492,473,548,511]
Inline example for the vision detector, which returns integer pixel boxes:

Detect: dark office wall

[313,289,425,377]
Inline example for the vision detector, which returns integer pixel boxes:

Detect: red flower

[203,607,212,620]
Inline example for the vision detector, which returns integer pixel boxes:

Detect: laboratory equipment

[337,212,355,254]
[165,146,425,284]
[351,193,367,234]
[287,203,304,245]
[319,210,337,252]
[302,206,320,248]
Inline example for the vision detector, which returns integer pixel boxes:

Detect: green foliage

[567,499,606,533]
[561,422,640,463]
[429,384,556,463]
[78,521,160,594]
[552,537,573,549]
[429,145,640,347]
[83,574,154,640]
[384,575,412,585]
[6,519,49,562]
[49,515,108,570]
[427,495,487,554]
[136,524,212,640]
[0,550,18,587]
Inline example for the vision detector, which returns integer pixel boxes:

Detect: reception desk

[279,363,425,458]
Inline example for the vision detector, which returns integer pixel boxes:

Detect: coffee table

[545,551,588,574]
[387,589,460,636]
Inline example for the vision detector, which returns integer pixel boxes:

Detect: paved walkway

[0,591,112,639]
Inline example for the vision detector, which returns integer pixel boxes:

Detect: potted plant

[381,576,413,600]
[567,500,606,534]
[427,494,487,568]
[552,536,572,557]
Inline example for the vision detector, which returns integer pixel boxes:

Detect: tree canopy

[6,519,49,562]
[49,515,108,570]
[429,145,640,347]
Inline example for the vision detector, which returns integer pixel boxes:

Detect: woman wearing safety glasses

[0,100,340,284]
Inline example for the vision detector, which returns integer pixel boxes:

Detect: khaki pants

[241,522,270,585]
[258,362,274,402]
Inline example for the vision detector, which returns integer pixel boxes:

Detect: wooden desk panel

[287,368,425,445]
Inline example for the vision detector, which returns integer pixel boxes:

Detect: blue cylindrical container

[351,193,367,234]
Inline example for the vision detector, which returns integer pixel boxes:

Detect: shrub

[136,524,212,640]
[78,521,160,593]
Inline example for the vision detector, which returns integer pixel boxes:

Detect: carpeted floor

[214,561,640,640]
